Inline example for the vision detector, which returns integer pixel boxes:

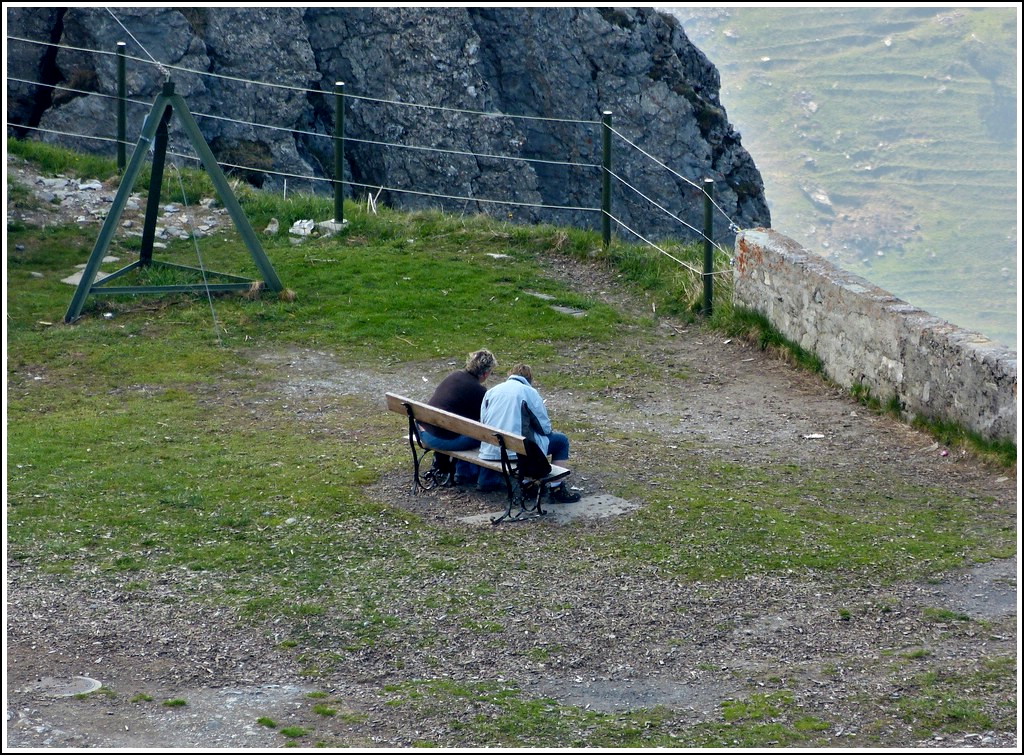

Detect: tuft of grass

[9,136,119,179]
[894,657,1016,736]
[719,307,824,374]
[163,698,188,708]
[911,416,1016,469]
[922,607,972,624]
[76,686,116,699]
[721,690,794,722]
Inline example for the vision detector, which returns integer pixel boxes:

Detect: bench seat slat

[435,446,570,485]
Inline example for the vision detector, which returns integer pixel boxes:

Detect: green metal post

[116,41,126,173]
[601,110,612,247]
[65,88,175,322]
[139,97,172,265]
[702,177,714,317]
[334,81,345,224]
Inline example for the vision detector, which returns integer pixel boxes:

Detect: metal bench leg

[491,444,524,524]
[491,479,528,524]
[526,480,545,516]
[399,401,446,495]
[490,444,548,524]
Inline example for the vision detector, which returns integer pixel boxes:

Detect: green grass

[912,416,1016,468]
[894,657,1017,737]
[575,456,1013,583]
[76,686,116,700]
[922,607,972,624]
[8,137,121,178]
[378,680,833,748]
[7,138,1013,579]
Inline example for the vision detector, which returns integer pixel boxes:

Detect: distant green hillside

[677,5,1017,349]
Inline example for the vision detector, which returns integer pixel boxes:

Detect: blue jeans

[418,426,482,482]
[477,432,569,490]
[546,433,570,462]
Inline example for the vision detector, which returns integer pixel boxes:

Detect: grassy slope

[5,139,1016,747]
[683,5,1017,348]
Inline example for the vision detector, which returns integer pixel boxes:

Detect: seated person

[477,363,580,502]
[417,348,497,485]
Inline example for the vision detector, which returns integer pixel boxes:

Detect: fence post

[601,110,612,247]
[334,81,345,224]
[702,177,714,317]
[116,41,126,173]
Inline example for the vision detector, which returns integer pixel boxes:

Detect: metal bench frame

[385,392,570,524]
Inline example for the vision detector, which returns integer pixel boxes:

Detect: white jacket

[478,374,552,460]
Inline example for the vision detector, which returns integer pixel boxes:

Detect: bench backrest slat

[385,392,527,455]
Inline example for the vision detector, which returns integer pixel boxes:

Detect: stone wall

[733,228,1017,443]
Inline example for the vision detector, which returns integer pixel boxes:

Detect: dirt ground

[4,158,1019,749]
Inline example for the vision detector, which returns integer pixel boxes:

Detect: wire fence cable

[9,27,746,275]
[609,124,741,234]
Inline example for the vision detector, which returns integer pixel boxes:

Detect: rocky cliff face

[6,6,770,244]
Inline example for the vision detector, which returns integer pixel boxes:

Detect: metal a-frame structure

[64,81,284,323]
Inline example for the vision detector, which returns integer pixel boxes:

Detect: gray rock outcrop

[6,6,770,244]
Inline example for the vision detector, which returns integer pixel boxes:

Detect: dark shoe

[431,454,454,474]
[549,482,581,503]
[477,481,504,493]
[424,468,453,487]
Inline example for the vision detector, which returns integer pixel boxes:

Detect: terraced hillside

[677,6,1017,349]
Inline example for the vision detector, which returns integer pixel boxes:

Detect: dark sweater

[422,370,486,439]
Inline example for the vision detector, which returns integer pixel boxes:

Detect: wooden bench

[385,392,571,524]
